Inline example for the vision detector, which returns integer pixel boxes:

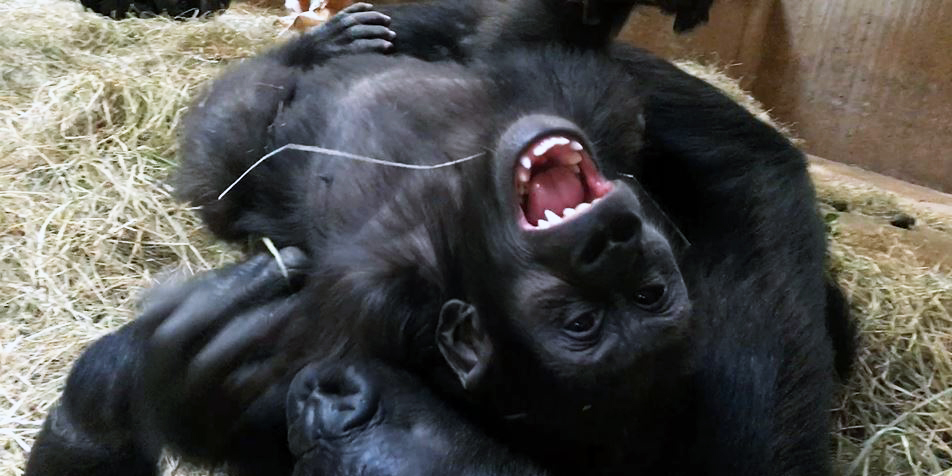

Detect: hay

[0,0,949,475]
[0,0,282,473]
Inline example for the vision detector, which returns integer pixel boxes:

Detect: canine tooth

[537,219,551,229]
[576,202,592,213]
[570,165,581,174]
[544,209,561,223]
[553,137,570,146]
[563,207,577,218]
[570,141,584,151]
[517,167,531,183]
[520,156,532,170]
[592,198,603,205]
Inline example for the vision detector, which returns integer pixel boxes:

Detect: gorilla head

[270,57,693,445]
[438,113,692,402]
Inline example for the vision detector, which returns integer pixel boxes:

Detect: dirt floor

[0,1,950,475]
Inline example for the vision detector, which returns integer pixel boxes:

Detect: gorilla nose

[529,184,682,294]
[575,212,642,272]
[571,200,645,284]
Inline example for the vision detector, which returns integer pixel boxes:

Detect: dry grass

[0,1,949,475]
[0,0,282,473]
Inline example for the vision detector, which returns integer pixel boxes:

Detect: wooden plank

[620,0,952,193]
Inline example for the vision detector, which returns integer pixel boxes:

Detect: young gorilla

[25,1,855,475]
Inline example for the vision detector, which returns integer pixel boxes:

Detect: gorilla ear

[437,300,493,391]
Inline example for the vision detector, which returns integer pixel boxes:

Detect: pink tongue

[526,166,584,225]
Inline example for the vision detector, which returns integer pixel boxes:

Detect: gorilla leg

[287,361,548,476]
[24,329,157,476]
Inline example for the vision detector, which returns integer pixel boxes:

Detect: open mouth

[515,134,614,230]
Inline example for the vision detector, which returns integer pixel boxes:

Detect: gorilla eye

[563,311,602,338]
[634,284,666,309]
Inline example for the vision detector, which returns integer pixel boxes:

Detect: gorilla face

[435,113,692,417]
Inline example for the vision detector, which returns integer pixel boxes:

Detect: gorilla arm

[610,47,848,475]
[377,0,714,59]
[173,0,717,246]
[24,249,310,476]
[173,3,396,246]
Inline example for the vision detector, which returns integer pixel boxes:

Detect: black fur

[25,1,856,475]
[78,0,229,19]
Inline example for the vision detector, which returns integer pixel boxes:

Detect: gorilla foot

[287,361,461,476]
[287,363,380,456]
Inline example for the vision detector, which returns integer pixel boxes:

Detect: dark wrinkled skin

[25,1,856,475]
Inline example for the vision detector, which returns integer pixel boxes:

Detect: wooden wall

[620,0,952,193]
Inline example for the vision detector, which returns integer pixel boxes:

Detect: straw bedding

[1,1,949,474]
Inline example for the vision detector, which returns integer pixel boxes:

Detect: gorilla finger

[232,246,309,294]
[223,358,289,408]
[148,255,273,345]
[348,39,394,54]
[151,248,306,350]
[135,259,260,333]
[345,24,396,41]
[186,297,299,389]
[135,274,204,331]
[339,2,373,14]
[339,10,392,29]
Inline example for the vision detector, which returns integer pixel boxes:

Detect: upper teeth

[517,167,531,183]
[517,136,601,230]
[516,143,584,191]
[533,136,571,156]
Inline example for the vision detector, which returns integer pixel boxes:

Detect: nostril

[318,380,342,395]
[607,213,642,244]
[318,376,359,397]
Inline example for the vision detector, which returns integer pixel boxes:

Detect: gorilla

[25,1,855,475]
[78,0,230,19]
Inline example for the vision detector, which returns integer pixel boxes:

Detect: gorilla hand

[136,247,309,455]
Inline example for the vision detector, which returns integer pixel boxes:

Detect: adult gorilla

[79,0,230,19]
[25,1,855,475]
